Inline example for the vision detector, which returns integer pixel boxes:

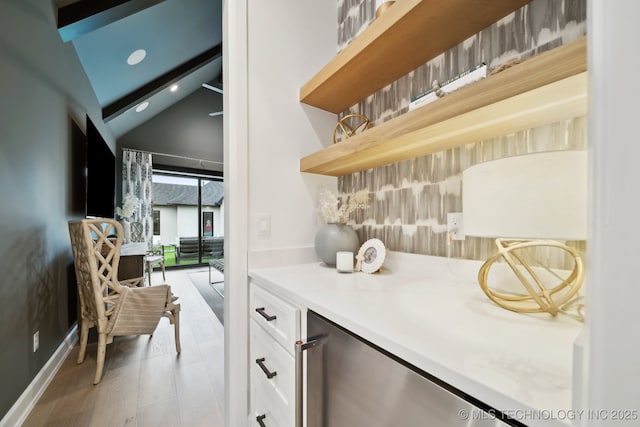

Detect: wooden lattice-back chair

[68,218,181,384]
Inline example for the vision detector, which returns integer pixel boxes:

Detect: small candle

[336,251,354,273]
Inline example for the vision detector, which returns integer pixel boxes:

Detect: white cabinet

[249,282,301,427]
[250,284,300,352]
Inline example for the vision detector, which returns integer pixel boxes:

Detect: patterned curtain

[122,149,153,249]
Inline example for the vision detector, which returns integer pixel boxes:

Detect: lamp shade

[462,150,587,240]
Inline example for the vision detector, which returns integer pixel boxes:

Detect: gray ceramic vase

[314,223,360,266]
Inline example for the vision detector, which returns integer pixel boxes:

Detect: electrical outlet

[33,331,39,352]
[447,212,465,240]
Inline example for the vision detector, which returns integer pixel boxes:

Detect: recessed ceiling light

[170,84,179,92]
[127,49,146,65]
[135,101,149,112]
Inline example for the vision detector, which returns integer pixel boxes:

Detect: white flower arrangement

[318,188,369,224]
[116,193,141,221]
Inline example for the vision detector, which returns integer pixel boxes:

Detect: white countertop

[249,252,583,427]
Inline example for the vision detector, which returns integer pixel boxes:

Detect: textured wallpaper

[336,0,587,261]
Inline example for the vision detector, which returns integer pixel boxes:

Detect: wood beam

[57,0,167,42]
[102,44,223,122]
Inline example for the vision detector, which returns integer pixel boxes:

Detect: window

[153,210,160,235]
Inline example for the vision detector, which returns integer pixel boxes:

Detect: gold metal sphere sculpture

[478,239,585,321]
[333,114,372,144]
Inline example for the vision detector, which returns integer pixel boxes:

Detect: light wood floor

[22,268,224,427]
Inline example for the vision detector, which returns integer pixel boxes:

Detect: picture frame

[356,238,386,273]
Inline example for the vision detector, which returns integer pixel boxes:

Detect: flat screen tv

[86,115,115,218]
[69,116,87,217]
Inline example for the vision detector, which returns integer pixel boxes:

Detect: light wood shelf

[300,0,532,113]
[300,37,587,176]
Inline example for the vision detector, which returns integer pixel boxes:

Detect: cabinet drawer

[251,371,291,427]
[250,319,295,415]
[250,284,300,354]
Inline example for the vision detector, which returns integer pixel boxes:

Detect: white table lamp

[463,150,588,319]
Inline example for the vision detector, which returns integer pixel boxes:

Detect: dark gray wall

[116,88,223,206]
[117,87,224,173]
[0,0,112,418]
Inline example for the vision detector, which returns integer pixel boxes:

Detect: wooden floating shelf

[300,37,587,176]
[300,0,532,113]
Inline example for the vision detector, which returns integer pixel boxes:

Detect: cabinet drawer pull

[256,414,267,427]
[255,357,277,379]
[255,307,277,321]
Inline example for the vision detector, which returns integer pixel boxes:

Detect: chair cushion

[108,284,171,336]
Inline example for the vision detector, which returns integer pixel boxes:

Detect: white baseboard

[0,326,78,427]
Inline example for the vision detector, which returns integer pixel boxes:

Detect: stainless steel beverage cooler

[304,311,515,427]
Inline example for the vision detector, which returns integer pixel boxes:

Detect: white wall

[246,0,337,252]
[157,206,177,244]
[223,0,250,424]
[157,205,223,244]
[176,206,199,237]
[224,0,337,424]
[585,0,640,422]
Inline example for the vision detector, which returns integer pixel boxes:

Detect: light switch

[257,214,270,237]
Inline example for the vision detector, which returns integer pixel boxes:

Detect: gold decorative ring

[478,239,585,320]
[333,114,372,144]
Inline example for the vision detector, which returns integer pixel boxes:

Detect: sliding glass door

[152,171,224,268]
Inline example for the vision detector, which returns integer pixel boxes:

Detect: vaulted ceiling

[56,0,223,171]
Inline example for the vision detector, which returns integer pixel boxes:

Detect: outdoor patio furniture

[209,258,224,284]
[210,236,224,258]
[176,236,223,263]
